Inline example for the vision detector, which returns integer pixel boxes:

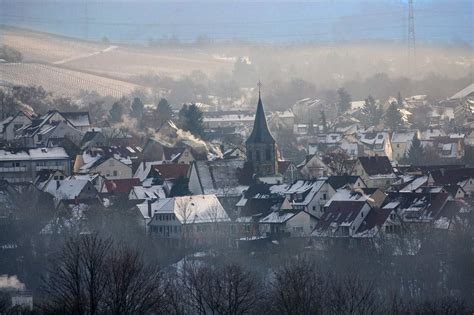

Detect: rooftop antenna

[408,0,416,78]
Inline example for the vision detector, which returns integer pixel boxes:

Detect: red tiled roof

[153,163,189,180]
[104,178,140,194]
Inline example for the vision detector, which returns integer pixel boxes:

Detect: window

[266,148,271,161]
[312,206,316,211]
[397,144,400,148]
[113,170,118,176]
[255,150,260,162]
[323,193,327,200]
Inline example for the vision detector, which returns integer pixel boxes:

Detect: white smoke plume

[0,275,25,291]
[149,121,222,158]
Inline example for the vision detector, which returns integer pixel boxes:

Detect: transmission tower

[408,0,416,77]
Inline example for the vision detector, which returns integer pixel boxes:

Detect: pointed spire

[246,82,275,144]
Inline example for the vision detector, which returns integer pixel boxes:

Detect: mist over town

[0,0,473,314]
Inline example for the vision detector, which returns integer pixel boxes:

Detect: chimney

[147,199,152,218]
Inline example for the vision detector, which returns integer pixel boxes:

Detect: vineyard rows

[0,63,143,98]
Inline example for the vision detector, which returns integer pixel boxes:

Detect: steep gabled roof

[430,168,474,185]
[153,163,189,180]
[358,156,394,176]
[246,95,275,145]
[314,201,367,234]
[326,175,362,190]
[104,178,140,194]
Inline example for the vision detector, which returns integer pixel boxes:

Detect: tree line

[11,227,468,315]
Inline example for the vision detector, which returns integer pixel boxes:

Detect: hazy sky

[0,0,472,44]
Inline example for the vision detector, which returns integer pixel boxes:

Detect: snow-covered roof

[260,210,297,224]
[134,161,164,182]
[449,83,474,100]
[144,195,230,224]
[194,159,247,196]
[130,185,166,200]
[391,131,415,143]
[44,179,90,200]
[325,188,369,207]
[400,176,428,192]
[0,147,69,161]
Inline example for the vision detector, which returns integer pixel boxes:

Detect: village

[0,82,472,247]
[0,81,473,312]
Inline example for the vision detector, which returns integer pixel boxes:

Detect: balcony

[0,166,27,173]
[36,166,65,171]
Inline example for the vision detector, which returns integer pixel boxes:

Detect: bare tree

[104,247,167,314]
[41,234,111,315]
[325,274,379,315]
[271,258,326,315]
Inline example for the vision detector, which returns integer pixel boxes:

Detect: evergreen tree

[407,134,424,165]
[361,95,383,126]
[385,101,403,131]
[130,97,144,118]
[336,88,351,115]
[397,91,404,107]
[169,176,191,197]
[155,98,173,127]
[179,104,205,138]
[308,118,315,135]
[320,110,328,133]
[109,101,124,123]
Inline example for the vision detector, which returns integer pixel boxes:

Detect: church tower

[246,85,277,176]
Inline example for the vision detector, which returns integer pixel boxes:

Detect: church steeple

[246,84,275,145]
[245,83,277,176]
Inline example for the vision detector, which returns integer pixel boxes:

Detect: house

[278,160,302,184]
[35,120,83,147]
[390,191,451,226]
[75,147,137,180]
[259,209,317,238]
[279,179,336,218]
[129,185,167,201]
[428,168,474,195]
[78,156,132,180]
[188,159,247,197]
[80,130,107,149]
[325,187,386,209]
[146,195,232,247]
[358,132,392,160]
[61,112,91,132]
[16,110,87,147]
[0,111,32,142]
[312,201,372,238]
[100,178,140,196]
[353,156,397,189]
[153,163,190,182]
[202,110,255,130]
[354,202,403,238]
[299,155,333,179]
[0,147,71,183]
[326,175,366,191]
[42,178,100,206]
[433,199,471,231]
[391,131,416,162]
